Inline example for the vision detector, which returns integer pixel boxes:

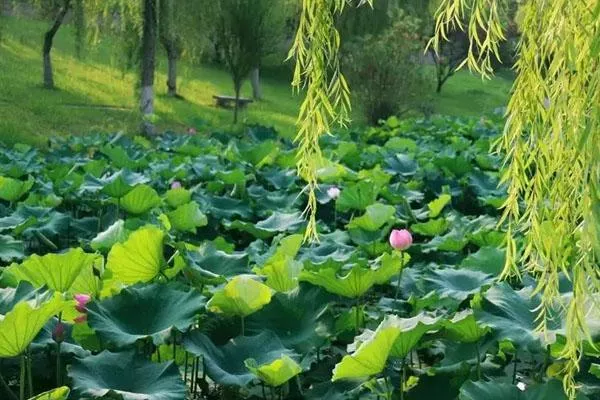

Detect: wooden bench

[213,95,253,109]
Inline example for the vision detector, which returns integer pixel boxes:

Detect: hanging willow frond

[428,0,506,78]
[290,0,372,242]
[431,0,600,398]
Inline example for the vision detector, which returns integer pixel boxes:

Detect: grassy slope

[0,16,513,146]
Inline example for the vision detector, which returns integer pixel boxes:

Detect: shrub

[343,10,431,125]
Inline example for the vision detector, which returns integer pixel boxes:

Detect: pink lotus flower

[171,181,182,190]
[327,187,341,200]
[74,315,87,324]
[52,322,65,343]
[187,127,197,135]
[389,229,413,251]
[74,293,91,313]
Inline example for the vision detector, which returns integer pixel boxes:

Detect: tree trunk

[159,0,179,98]
[164,43,178,97]
[233,83,241,124]
[140,0,158,135]
[250,67,262,100]
[42,0,71,89]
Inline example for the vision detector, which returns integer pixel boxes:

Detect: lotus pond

[0,116,598,400]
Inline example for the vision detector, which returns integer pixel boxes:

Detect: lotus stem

[19,355,25,400]
[27,348,32,397]
[512,350,518,384]
[0,370,17,400]
[56,313,62,387]
[166,250,180,267]
[241,316,245,336]
[475,341,482,380]
[172,332,177,361]
[400,358,406,400]
[190,356,196,394]
[394,251,405,305]
[193,357,200,395]
[183,352,189,386]
[355,297,361,334]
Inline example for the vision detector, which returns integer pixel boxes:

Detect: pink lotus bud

[389,229,413,251]
[327,187,341,200]
[74,294,91,313]
[74,314,87,324]
[187,127,197,135]
[171,181,182,190]
[52,322,65,343]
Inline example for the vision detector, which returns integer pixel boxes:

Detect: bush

[343,10,431,125]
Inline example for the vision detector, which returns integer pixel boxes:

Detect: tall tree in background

[215,0,272,122]
[140,0,157,135]
[158,0,179,97]
[41,0,72,89]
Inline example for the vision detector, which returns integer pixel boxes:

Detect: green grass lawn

[0,16,514,146]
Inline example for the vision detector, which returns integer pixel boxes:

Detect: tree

[344,11,430,124]
[429,30,468,93]
[158,0,180,97]
[294,0,600,397]
[41,0,73,89]
[215,0,275,123]
[157,0,211,98]
[139,0,158,135]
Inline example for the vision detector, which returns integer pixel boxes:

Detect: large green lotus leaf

[428,193,452,218]
[165,201,208,233]
[443,310,490,343]
[390,313,442,358]
[300,254,406,298]
[206,275,272,317]
[458,380,519,400]
[246,286,331,354]
[459,379,588,400]
[182,243,249,285]
[87,283,204,347]
[224,220,275,239]
[2,248,99,293]
[239,140,280,167]
[120,184,160,215]
[255,212,305,233]
[196,192,254,219]
[245,355,302,387]
[0,281,39,314]
[423,228,470,252]
[384,154,418,177]
[336,181,379,212]
[105,225,165,285]
[591,363,600,378]
[0,293,68,357]
[460,246,506,276]
[332,316,403,381]
[253,235,303,292]
[82,170,148,198]
[27,387,70,400]
[299,231,357,268]
[0,175,34,201]
[476,283,559,351]
[0,234,24,262]
[68,350,185,400]
[183,330,294,387]
[90,220,130,251]
[164,187,192,208]
[425,269,494,302]
[347,203,396,231]
[411,218,450,237]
